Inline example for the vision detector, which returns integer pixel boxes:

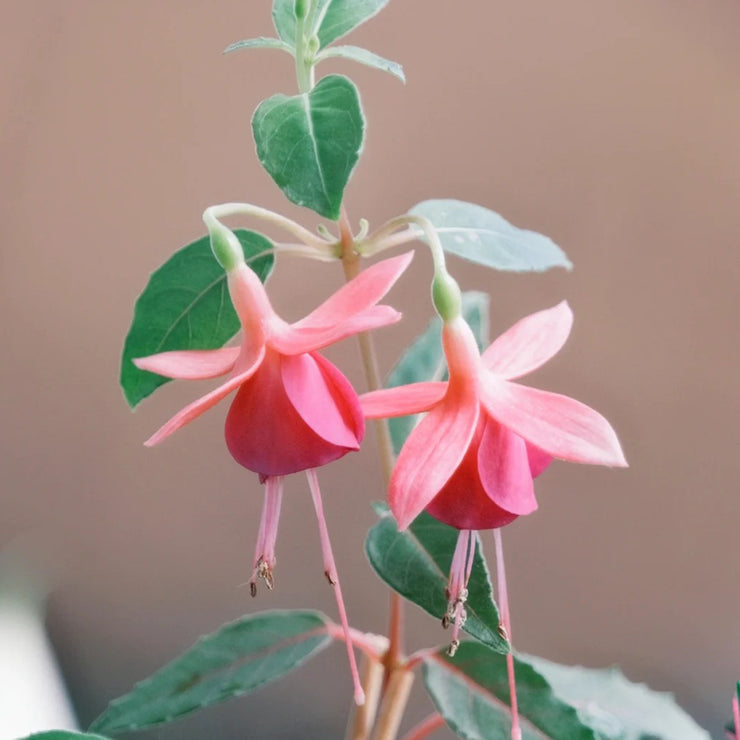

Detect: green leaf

[272,0,298,45]
[20,734,111,740]
[385,292,489,455]
[89,610,332,735]
[316,45,404,82]
[120,230,274,409]
[252,74,364,220]
[223,37,294,55]
[365,505,507,653]
[272,0,389,49]
[423,644,599,740]
[313,0,391,48]
[526,655,711,740]
[409,199,573,273]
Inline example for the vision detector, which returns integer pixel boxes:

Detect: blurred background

[1,0,739,737]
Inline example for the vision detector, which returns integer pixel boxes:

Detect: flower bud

[206,219,244,272]
[432,270,462,321]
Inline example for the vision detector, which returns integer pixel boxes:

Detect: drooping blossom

[361,301,626,650]
[135,248,413,705]
[137,250,413,474]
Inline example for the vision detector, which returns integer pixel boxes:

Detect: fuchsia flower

[136,251,413,472]
[361,301,626,656]
[362,300,626,532]
[135,249,413,706]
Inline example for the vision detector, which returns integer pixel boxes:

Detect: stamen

[249,476,283,595]
[445,530,475,654]
[494,528,521,740]
[306,469,365,706]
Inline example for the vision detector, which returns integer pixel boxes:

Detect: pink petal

[144,343,265,446]
[477,417,538,515]
[133,347,240,379]
[292,252,413,331]
[481,378,628,467]
[281,352,363,448]
[225,350,360,475]
[271,305,401,355]
[360,382,447,419]
[426,421,520,531]
[389,389,479,531]
[482,301,573,379]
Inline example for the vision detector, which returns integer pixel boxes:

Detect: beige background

[2,1,739,737]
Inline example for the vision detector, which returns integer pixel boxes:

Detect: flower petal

[477,417,538,515]
[292,251,413,331]
[426,420,520,530]
[133,347,240,380]
[482,301,573,379]
[143,344,265,446]
[225,350,359,475]
[360,382,447,419]
[389,391,479,531]
[271,305,401,355]
[481,378,627,467]
[281,352,363,448]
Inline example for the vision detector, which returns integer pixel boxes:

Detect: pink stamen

[446,529,476,655]
[494,528,521,740]
[306,469,365,706]
[732,693,739,740]
[250,476,283,595]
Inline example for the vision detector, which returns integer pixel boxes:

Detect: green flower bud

[207,220,244,272]
[432,270,463,321]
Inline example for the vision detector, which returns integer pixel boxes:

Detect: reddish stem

[339,207,405,669]
[399,713,446,740]
[733,693,739,740]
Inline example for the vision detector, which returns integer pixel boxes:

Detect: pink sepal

[389,391,479,531]
[482,379,627,467]
[134,347,240,380]
[272,305,401,355]
[143,344,265,446]
[293,252,413,332]
[360,382,447,419]
[482,301,573,379]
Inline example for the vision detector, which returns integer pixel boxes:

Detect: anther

[324,570,337,586]
[249,581,257,598]
[447,639,460,657]
[441,613,451,629]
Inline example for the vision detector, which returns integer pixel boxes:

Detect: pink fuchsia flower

[361,301,626,655]
[136,250,413,474]
[135,249,413,706]
[361,300,626,532]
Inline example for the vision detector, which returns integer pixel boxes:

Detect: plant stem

[369,669,415,740]
[345,657,386,740]
[204,202,335,255]
[338,210,396,486]
[399,713,445,740]
[339,207,408,740]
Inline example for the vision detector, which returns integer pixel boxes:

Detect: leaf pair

[227,1,403,221]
